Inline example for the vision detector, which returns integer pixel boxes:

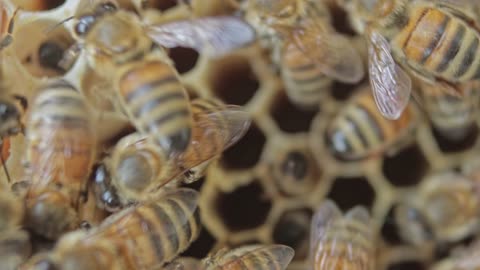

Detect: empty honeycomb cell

[270,91,319,133]
[12,19,75,78]
[272,208,312,261]
[387,261,426,270]
[220,123,266,170]
[382,144,429,187]
[330,81,361,101]
[381,205,406,245]
[181,226,216,259]
[431,125,478,153]
[327,176,375,211]
[216,181,272,232]
[168,47,199,74]
[209,55,260,106]
[12,0,65,11]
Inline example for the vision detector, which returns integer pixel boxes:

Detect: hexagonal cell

[216,181,272,232]
[431,125,478,153]
[12,19,75,78]
[209,55,260,106]
[266,145,321,197]
[272,208,312,261]
[382,144,429,187]
[270,91,319,133]
[380,205,405,246]
[168,47,199,74]
[220,123,266,170]
[12,0,65,11]
[387,261,426,270]
[181,225,216,259]
[327,176,375,211]
[330,81,359,101]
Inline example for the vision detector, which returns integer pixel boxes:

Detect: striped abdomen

[313,218,373,270]
[208,245,294,270]
[281,41,332,108]
[327,88,414,160]
[422,82,480,138]
[118,61,192,157]
[95,188,200,269]
[396,5,480,82]
[27,80,96,189]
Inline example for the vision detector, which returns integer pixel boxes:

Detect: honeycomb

[2,0,480,269]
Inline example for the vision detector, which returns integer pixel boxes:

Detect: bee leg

[0,8,19,50]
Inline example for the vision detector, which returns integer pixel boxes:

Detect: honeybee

[60,1,254,157]
[310,200,375,270]
[420,81,480,141]
[433,238,480,270]
[0,190,32,270]
[165,244,294,270]
[395,172,480,244]
[325,85,416,160]
[22,188,201,270]
[92,98,251,211]
[241,0,364,108]
[22,80,97,239]
[338,0,480,120]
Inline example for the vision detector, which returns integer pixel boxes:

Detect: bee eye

[103,190,122,211]
[75,15,96,36]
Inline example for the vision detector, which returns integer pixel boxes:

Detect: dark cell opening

[272,208,312,260]
[387,261,426,270]
[210,57,259,106]
[282,151,309,181]
[141,0,178,11]
[38,41,66,72]
[383,144,429,187]
[168,47,199,74]
[432,124,478,153]
[328,4,356,36]
[380,205,404,245]
[221,123,266,170]
[327,176,375,211]
[216,181,272,232]
[271,92,318,133]
[181,226,216,259]
[330,81,360,101]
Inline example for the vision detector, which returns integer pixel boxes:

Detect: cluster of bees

[3,0,480,269]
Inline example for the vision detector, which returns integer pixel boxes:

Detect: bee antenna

[0,139,11,184]
[43,16,75,35]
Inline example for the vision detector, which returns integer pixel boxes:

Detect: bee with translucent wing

[337,0,480,120]
[61,1,254,158]
[22,188,201,270]
[325,85,416,160]
[310,200,375,270]
[91,98,251,211]
[22,80,97,239]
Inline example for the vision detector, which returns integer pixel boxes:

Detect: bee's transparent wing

[291,19,365,84]
[344,206,375,269]
[146,16,256,58]
[310,200,343,267]
[368,30,411,120]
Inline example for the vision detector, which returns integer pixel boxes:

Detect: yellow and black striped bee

[22,188,201,270]
[338,0,480,120]
[0,189,32,270]
[92,98,251,211]
[165,244,294,270]
[60,1,254,157]
[420,81,480,140]
[310,200,375,270]
[325,85,416,160]
[22,80,97,239]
